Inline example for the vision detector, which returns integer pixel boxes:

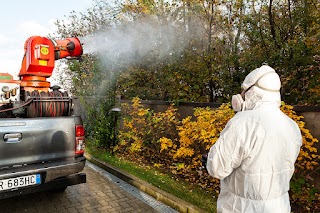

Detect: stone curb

[85,153,208,213]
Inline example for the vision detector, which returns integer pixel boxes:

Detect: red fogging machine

[0,36,83,118]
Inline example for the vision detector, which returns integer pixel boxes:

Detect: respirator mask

[231,71,280,112]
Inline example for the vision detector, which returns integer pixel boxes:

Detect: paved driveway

[0,163,176,213]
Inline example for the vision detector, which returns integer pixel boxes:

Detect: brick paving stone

[67,207,79,213]
[0,166,159,213]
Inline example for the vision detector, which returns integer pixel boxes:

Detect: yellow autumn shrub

[119,97,150,153]
[119,97,180,159]
[158,102,319,173]
[159,137,174,152]
[280,103,320,211]
[160,103,235,169]
[280,103,320,172]
[118,98,319,207]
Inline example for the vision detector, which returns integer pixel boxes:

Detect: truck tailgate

[0,117,77,167]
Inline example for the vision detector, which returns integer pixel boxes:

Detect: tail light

[75,125,85,156]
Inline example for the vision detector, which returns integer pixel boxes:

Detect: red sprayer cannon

[0,36,83,118]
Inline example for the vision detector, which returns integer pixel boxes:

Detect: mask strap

[241,101,246,111]
[253,71,280,92]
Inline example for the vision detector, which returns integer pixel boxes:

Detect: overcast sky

[0,0,93,77]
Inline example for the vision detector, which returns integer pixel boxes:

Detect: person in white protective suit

[206,65,302,213]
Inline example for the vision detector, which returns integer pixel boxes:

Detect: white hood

[242,65,281,110]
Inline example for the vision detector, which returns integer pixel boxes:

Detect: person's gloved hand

[201,153,208,170]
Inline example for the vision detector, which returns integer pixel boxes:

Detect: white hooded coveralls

[207,66,302,213]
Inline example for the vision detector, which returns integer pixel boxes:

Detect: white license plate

[0,174,41,191]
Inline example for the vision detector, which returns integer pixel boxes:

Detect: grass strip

[86,145,216,212]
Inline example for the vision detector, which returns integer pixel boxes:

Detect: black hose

[25,90,70,117]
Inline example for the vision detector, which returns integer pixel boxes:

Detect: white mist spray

[81,18,187,69]
[74,16,205,97]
